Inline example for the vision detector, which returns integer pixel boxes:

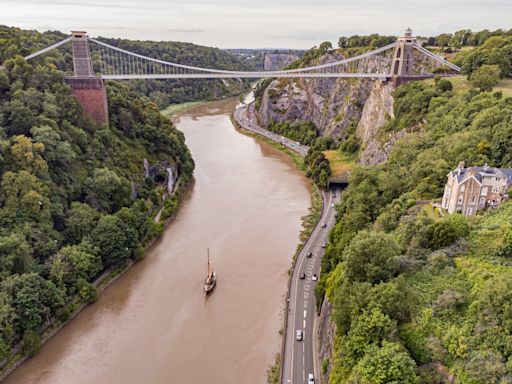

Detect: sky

[1,0,511,49]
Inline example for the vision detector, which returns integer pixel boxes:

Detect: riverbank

[0,175,192,382]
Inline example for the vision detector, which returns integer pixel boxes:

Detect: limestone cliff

[257,52,374,140]
[356,81,399,165]
[318,299,336,383]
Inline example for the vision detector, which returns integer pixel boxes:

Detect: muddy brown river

[4,99,311,384]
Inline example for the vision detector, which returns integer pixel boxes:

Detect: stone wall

[66,77,109,125]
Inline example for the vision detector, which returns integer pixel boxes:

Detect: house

[442,162,512,216]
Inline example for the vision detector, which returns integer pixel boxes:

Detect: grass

[323,150,355,179]
[160,101,205,117]
[419,204,443,222]
[423,75,512,98]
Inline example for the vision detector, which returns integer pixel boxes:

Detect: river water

[5,98,311,384]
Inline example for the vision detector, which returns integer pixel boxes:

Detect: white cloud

[0,0,510,48]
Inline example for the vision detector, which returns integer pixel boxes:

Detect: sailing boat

[203,247,217,295]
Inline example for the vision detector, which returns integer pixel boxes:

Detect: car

[299,272,306,280]
[321,223,327,228]
[331,203,335,207]
[322,242,327,248]
[306,252,313,258]
[296,330,303,341]
[312,274,318,281]
[308,373,315,384]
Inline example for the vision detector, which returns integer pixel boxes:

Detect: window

[471,195,476,204]
[466,208,473,216]
[480,197,485,204]
[458,195,463,204]
[460,185,465,192]
[481,187,488,195]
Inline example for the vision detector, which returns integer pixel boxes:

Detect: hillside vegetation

[0,25,252,109]
[318,78,512,383]
[0,27,194,368]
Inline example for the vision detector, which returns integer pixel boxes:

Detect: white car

[312,274,318,281]
[296,330,303,341]
[308,373,315,383]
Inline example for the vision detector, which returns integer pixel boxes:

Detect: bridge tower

[391,28,417,86]
[65,31,109,125]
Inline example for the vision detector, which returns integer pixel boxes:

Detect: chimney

[457,161,465,175]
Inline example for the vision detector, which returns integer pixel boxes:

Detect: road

[233,103,309,157]
[233,101,340,384]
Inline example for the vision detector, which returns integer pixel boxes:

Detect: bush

[469,64,501,92]
[77,278,97,304]
[343,230,400,284]
[21,330,41,356]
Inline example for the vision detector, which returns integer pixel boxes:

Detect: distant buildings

[442,162,512,216]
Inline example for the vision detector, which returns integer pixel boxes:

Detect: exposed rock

[263,53,300,70]
[257,52,375,140]
[318,299,336,383]
[356,80,398,165]
[143,158,177,196]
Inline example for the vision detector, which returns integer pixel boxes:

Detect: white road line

[304,310,307,318]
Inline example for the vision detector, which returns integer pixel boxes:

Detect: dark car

[300,272,306,280]
[306,252,313,258]
[321,223,327,228]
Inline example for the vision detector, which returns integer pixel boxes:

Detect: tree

[89,215,132,267]
[0,233,33,277]
[344,308,396,364]
[470,64,501,91]
[84,167,131,213]
[1,273,64,334]
[342,231,400,284]
[64,202,101,244]
[350,341,419,384]
[9,135,48,175]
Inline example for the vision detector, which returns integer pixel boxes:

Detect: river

[4,98,311,384]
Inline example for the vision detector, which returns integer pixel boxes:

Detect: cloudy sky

[1,0,511,48]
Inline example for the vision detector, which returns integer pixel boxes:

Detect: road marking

[304,284,310,291]
[304,292,309,299]
[304,301,308,308]
[304,310,307,318]
[303,319,306,328]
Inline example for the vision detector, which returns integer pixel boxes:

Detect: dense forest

[0,27,194,369]
[0,25,252,109]
[311,36,512,382]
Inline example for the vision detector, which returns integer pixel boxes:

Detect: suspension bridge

[24,28,461,123]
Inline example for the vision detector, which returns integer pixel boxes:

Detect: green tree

[350,341,419,384]
[342,231,400,284]
[84,168,131,213]
[64,202,101,244]
[470,64,501,91]
[89,215,132,267]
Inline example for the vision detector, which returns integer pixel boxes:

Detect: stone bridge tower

[65,31,109,125]
[391,28,418,86]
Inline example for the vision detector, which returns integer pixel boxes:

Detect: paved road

[233,103,309,157]
[233,102,340,384]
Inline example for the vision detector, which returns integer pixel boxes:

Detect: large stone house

[441,162,512,216]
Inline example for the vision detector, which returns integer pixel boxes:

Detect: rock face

[257,52,375,140]
[318,299,336,383]
[143,158,177,196]
[263,53,300,70]
[356,80,396,165]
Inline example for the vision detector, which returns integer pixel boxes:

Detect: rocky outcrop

[257,52,375,140]
[143,158,177,196]
[318,299,336,383]
[355,81,409,166]
[263,53,300,70]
